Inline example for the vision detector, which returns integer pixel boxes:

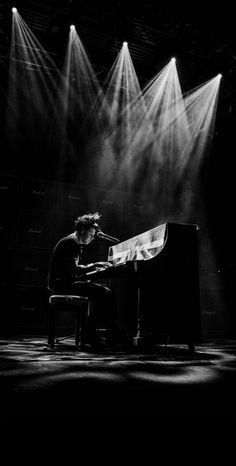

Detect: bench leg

[75,311,81,346]
[48,308,56,349]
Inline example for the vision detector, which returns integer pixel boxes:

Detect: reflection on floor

[1,337,236,417]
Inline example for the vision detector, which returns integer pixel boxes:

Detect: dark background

[0,0,235,338]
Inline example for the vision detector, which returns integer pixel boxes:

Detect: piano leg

[132,286,146,347]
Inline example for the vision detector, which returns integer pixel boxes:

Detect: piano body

[85,223,201,348]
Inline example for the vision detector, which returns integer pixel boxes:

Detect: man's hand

[94,261,112,268]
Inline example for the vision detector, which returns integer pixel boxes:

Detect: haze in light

[49,24,104,179]
[4,9,222,225]
[110,57,191,216]
[6,8,58,156]
[97,40,145,183]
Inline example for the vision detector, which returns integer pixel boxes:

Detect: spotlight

[218,73,222,79]
[123,41,128,46]
[171,57,176,62]
[70,24,75,31]
[12,7,17,13]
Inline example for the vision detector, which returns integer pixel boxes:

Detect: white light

[123,41,128,46]
[171,57,176,62]
[12,7,17,13]
[70,24,75,31]
[218,73,222,79]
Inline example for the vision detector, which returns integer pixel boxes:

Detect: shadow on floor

[1,337,236,418]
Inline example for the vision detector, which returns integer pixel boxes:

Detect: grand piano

[85,222,201,350]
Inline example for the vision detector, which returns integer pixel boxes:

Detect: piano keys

[83,222,201,349]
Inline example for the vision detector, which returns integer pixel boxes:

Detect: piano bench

[48,294,92,349]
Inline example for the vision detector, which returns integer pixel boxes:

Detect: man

[47,212,116,348]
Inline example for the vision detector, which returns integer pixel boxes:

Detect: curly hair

[74,212,101,232]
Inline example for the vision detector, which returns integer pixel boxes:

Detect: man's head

[74,212,101,244]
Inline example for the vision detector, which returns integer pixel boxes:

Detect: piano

[84,222,201,350]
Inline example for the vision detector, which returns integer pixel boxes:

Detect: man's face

[80,227,96,244]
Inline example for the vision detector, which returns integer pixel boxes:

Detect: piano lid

[108,223,167,265]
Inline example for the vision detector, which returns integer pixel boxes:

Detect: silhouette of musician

[47,212,117,348]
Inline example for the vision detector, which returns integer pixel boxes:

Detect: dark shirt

[47,233,83,293]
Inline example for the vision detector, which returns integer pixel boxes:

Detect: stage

[1,337,236,418]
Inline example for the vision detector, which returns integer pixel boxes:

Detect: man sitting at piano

[47,212,117,349]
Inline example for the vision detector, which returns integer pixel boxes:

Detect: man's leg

[71,280,117,347]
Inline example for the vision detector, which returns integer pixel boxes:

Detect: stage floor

[1,337,236,418]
